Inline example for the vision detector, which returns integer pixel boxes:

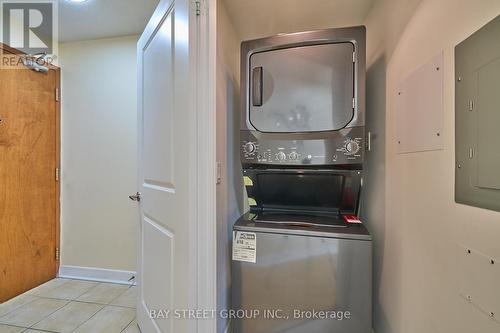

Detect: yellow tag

[248,198,257,206]
[243,176,253,186]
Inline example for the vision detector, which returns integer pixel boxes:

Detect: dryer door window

[249,42,355,133]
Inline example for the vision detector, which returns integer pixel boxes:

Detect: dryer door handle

[252,66,263,107]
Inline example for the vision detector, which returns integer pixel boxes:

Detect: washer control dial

[289,151,299,161]
[244,142,257,154]
[345,140,360,155]
[276,151,287,161]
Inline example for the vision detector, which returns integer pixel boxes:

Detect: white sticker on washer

[232,231,257,263]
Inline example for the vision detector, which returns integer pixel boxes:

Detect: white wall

[216,1,244,332]
[223,0,374,41]
[59,35,139,273]
[360,0,423,331]
[364,1,500,332]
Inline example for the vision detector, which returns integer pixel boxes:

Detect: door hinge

[366,131,372,152]
[468,100,474,111]
[55,88,59,102]
[216,161,222,184]
[55,167,60,182]
[353,51,356,63]
[55,247,60,261]
[469,147,474,159]
[195,0,201,16]
[352,98,356,109]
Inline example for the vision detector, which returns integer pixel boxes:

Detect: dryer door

[249,42,355,133]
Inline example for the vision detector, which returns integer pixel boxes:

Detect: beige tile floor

[0,279,140,333]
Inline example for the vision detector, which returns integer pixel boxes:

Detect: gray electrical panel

[455,15,500,212]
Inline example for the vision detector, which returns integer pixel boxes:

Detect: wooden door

[136,0,199,331]
[0,45,60,302]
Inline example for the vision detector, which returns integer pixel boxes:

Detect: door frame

[0,43,61,277]
[196,0,217,332]
[136,0,217,331]
[55,65,61,276]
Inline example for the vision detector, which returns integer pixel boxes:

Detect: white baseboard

[58,265,136,285]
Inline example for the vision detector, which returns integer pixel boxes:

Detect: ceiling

[58,0,376,43]
[59,0,160,42]
[223,0,376,41]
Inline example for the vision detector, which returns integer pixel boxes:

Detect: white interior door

[136,0,200,332]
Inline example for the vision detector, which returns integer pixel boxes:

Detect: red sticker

[343,215,362,224]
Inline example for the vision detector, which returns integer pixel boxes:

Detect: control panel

[241,127,365,166]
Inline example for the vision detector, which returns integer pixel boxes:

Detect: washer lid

[234,212,371,241]
[243,168,362,215]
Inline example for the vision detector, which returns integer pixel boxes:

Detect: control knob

[244,142,257,154]
[289,151,299,161]
[345,140,360,155]
[276,151,287,161]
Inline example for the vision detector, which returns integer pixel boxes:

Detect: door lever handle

[129,192,141,202]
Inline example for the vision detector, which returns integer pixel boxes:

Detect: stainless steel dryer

[232,26,372,333]
[240,25,366,167]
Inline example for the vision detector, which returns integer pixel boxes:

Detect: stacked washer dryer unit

[232,26,372,333]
